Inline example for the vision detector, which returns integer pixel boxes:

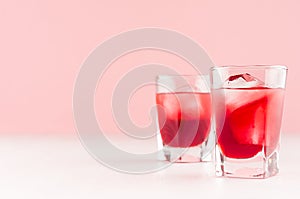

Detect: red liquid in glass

[216,88,284,159]
[156,92,211,148]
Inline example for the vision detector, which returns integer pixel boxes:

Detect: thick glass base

[163,137,214,163]
[215,146,279,179]
[163,146,211,163]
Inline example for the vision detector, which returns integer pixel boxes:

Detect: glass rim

[156,74,208,79]
[210,65,287,71]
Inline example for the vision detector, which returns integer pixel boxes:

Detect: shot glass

[156,75,215,163]
[210,65,287,178]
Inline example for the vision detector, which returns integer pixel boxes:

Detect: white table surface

[1,133,300,199]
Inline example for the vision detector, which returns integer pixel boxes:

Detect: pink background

[0,0,299,134]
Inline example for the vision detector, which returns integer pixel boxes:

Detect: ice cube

[229,96,267,145]
[224,73,264,88]
[223,73,266,112]
[178,93,201,119]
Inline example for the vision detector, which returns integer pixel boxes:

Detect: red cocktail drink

[216,87,284,159]
[211,66,287,178]
[156,92,211,148]
[156,75,214,162]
